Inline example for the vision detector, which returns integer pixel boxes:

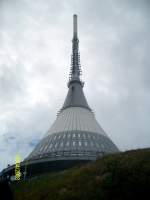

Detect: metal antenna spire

[68,14,83,87]
[73,14,78,39]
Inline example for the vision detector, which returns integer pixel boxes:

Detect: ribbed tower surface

[26,15,119,163]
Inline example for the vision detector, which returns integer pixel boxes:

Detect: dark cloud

[0,0,150,170]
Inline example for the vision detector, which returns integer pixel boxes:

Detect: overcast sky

[0,0,150,170]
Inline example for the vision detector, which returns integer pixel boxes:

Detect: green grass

[11,148,150,200]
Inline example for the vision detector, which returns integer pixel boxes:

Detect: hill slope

[12,148,150,200]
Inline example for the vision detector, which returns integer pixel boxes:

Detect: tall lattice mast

[68,15,83,87]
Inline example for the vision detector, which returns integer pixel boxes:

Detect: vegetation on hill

[11,148,150,200]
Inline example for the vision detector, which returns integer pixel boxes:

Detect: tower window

[73,141,75,146]
[73,133,76,137]
[55,143,58,148]
[40,146,43,151]
[85,142,87,146]
[44,145,48,151]
[79,141,81,146]
[48,137,52,143]
[53,136,56,140]
[60,142,63,147]
[66,142,69,146]
[96,143,99,147]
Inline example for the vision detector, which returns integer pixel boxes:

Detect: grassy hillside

[11,148,150,200]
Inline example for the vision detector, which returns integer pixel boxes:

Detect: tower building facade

[26,15,118,163]
[0,15,119,180]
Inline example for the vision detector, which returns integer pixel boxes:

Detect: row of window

[29,134,117,158]
[37,134,103,150]
[30,141,116,158]
[38,141,108,153]
[51,133,100,140]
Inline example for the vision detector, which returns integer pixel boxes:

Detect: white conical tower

[26,15,119,163]
[0,15,119,181]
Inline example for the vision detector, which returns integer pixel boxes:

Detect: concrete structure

[0,15,119,181]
